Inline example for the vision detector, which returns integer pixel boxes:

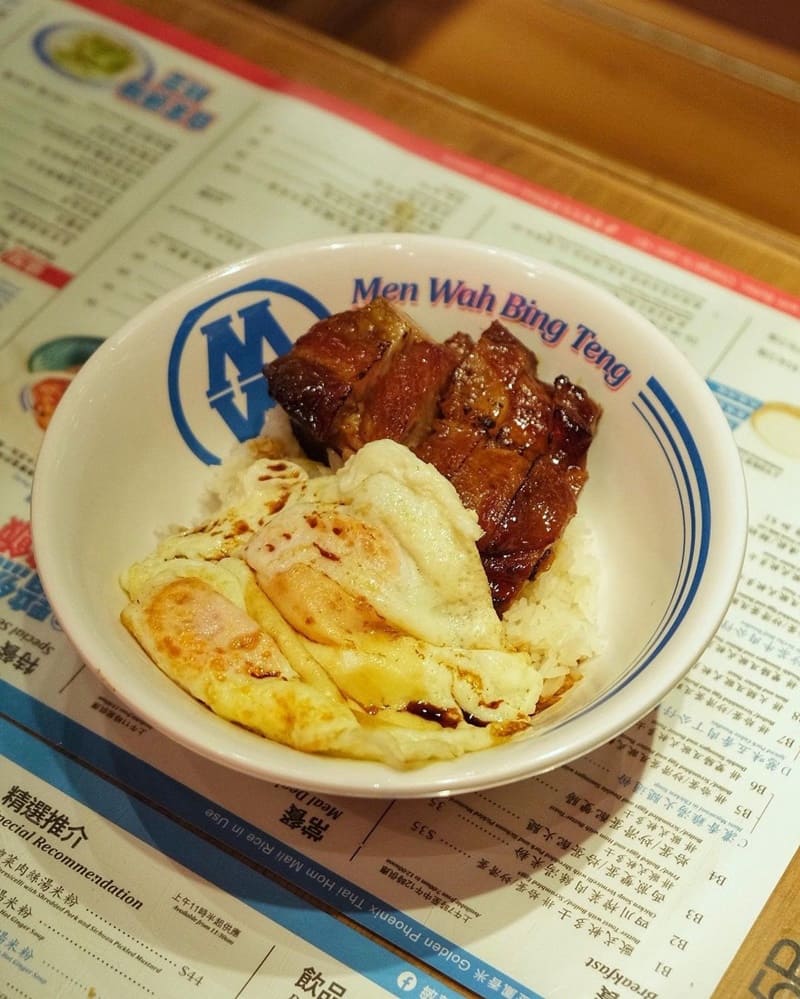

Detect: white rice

[501,516,602,700]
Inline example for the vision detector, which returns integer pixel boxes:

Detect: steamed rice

[502,516,601,701]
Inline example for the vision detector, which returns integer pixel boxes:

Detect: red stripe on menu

[1,249,72,289]
[68,0,800,319]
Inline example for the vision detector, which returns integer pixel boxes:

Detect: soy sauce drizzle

[405,701,461,729]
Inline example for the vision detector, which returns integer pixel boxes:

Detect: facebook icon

[396,970,417,991]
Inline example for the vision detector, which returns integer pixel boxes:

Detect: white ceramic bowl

[32,234,747,797]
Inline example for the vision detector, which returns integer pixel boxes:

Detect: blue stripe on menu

[0,681,545,999]
[0,712,442,998]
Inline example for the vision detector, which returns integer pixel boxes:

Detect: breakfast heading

[353,275,632,390]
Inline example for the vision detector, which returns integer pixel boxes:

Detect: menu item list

[1,716,445,997]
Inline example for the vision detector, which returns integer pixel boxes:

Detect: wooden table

[119,1,800,994]
[250,0,800,240]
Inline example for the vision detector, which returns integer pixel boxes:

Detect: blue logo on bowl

[167,278,329,464]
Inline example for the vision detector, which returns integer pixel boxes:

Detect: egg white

[120,437,545,766]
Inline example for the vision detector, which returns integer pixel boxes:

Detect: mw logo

[168,278,328,464]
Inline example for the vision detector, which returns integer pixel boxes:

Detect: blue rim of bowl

[550,373,712,729]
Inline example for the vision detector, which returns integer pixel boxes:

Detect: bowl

[31,233,747,798]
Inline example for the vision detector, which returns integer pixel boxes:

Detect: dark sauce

[406,701,461,729]
[461,711,490,728]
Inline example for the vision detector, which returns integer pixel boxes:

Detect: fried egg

[245,440,503,649]
[120,437,549,767]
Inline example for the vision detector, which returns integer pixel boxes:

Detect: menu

[1,1,799,997]
[1,717,447,997]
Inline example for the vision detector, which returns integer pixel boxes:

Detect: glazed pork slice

[414,419,486,480]
[478,454,588,612]
[265,297,407,459]
[550,373,600,465]
[266,298,459,458]
[413,322,557,500]
[447,442,533,551]
[416,325,599,610]
[438,321,555,459]
[357,333,461,451]
[474,377,599,610]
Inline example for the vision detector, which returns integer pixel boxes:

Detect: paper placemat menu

[0,716,447,997]
[1,2,799,998]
